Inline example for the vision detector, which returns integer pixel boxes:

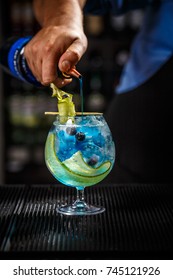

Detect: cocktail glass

[45,113,115,215]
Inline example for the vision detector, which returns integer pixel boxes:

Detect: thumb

[58,39,87,73]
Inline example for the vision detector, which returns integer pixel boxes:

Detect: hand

[24,24,87,87]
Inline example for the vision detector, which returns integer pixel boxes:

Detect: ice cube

[93,132,105,147]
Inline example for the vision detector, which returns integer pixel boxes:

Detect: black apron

[105,56,173,183]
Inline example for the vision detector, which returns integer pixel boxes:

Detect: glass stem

[72,187,88,209]
[76,187,85,202]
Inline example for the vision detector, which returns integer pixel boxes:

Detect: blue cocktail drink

[45,113,115,215]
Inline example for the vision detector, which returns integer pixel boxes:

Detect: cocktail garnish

[50,83,76,123]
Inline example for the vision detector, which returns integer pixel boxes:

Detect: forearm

[33,0,87,27]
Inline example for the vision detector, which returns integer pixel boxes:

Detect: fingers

[58,36,88,73]
[25,42,59,86]
[53,77,72,88]
[41,50,58,85]
[59,50,79,73]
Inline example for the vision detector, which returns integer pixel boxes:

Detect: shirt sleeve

[83,0,165,15]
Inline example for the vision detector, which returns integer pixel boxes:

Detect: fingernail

[61,60,71,72]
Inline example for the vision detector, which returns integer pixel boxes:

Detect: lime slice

[45,133,112,187]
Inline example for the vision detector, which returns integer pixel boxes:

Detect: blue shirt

[84,0,173,93]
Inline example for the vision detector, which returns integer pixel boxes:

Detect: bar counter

[0,184,173,259]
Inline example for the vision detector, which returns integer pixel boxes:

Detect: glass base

[57,200,105,216]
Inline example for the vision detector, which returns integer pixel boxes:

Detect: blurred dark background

[0,0,144,184]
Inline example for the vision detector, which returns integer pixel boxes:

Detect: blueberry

[75,132,85,141]
[93,132,105,147]
[87,156,98,166]
[66,126,77,135]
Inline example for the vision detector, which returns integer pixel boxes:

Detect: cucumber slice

[45,133,112,187]
[63,151,111,176]
[50,84,76,123]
